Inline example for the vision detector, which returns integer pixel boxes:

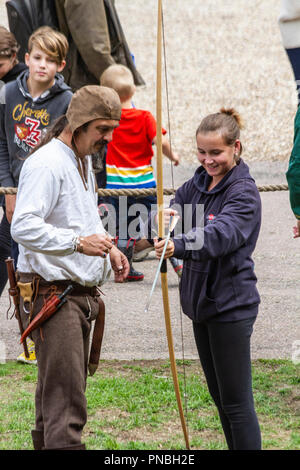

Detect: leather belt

[17,272,98,297]
[17,271,104,376]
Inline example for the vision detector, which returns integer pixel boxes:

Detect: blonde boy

[25,26,68,99]
[0,26,72,222]
[100,64,180,280]
[101,64,179,173]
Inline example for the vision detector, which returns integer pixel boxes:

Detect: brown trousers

[20,291,99,450]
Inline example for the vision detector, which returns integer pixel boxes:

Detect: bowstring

[161,1,189,434]
[161,5,174,190]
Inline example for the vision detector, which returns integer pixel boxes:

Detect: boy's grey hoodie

[0,70,72,187]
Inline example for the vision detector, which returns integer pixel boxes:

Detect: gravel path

[0,1,299,362]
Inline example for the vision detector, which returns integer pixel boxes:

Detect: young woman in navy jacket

[154,108,262,450]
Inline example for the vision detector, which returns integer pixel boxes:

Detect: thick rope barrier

[0,184,289,197]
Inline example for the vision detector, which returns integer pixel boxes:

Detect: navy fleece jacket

[171,159,261,323]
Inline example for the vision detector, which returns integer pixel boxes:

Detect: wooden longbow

[155,0,190,450]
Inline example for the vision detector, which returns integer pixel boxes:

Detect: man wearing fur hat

[11,85,129,450]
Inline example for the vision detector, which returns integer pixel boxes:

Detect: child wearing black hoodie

[154,108,262,450]
[0,26,72,364]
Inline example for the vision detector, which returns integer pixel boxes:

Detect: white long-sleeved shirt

[11,138,111,286]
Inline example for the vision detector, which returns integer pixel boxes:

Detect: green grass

[0,359,299,450]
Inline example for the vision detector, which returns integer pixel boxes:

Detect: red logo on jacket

[15,123,29,140]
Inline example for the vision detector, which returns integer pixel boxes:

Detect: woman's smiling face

[196,131,240,185]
